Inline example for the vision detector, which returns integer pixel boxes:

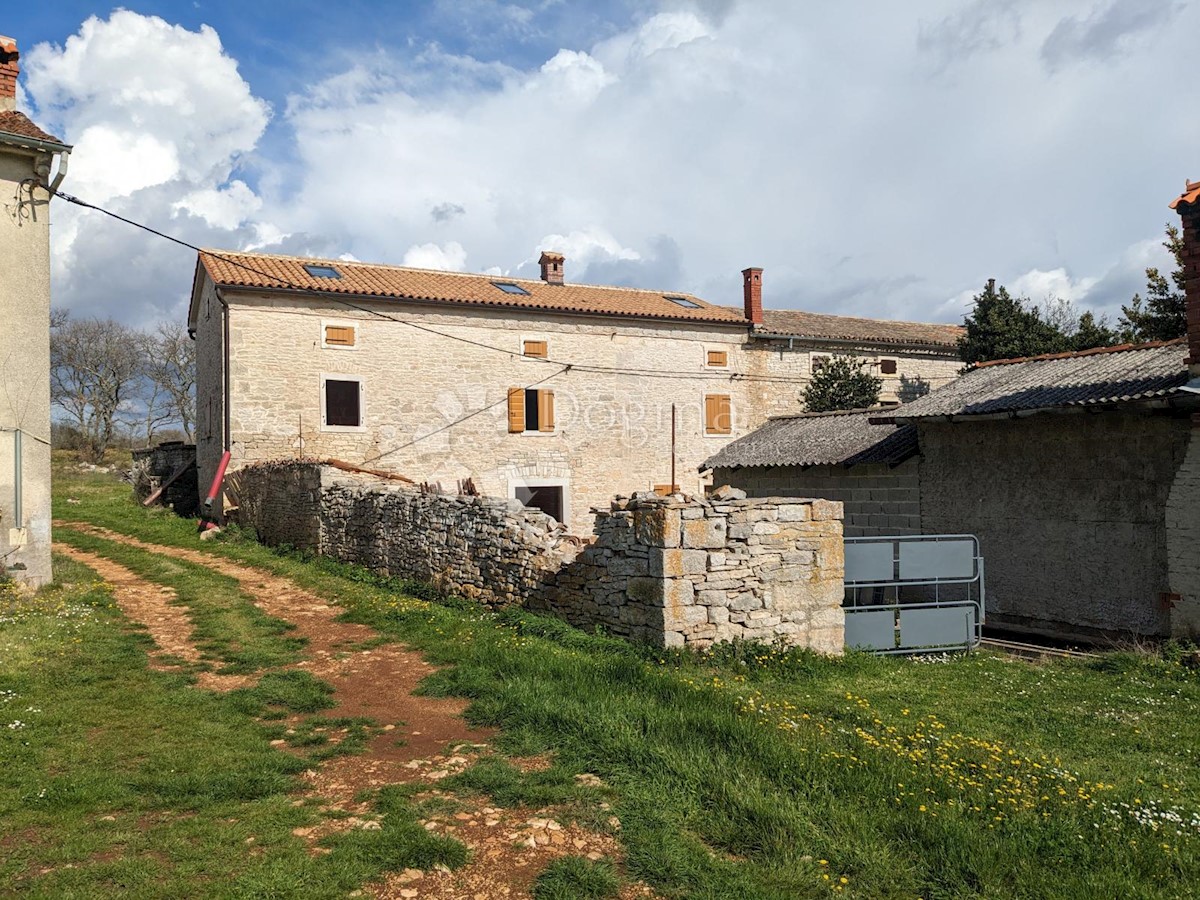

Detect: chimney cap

[538,250,564,263]
[0,36,17,60]
[1170,178,1200,210]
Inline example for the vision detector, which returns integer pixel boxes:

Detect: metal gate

[843,534,984,653]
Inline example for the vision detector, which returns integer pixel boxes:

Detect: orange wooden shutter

[325,325,355,346]
[706,395,731,435]
[538,390,555,432]
[507,388,525,433]
[523,339,548,358]
[707,349,727,367]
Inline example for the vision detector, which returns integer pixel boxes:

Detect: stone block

[635,506,682,548]
[682,516,727,549]
[650,548,708,577]
[810,499,843,522]
[776,504,811,522]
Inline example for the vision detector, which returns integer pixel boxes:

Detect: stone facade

[710,459,920,537]
[1165,414,1200,639]
[230,462,845,653]
[0,110,68,588]
[917,413,1195,640]
[744,341,962,422]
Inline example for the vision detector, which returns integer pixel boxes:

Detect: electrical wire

[51,187,818,385]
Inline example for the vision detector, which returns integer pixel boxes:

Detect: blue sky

[8,1,1200,329]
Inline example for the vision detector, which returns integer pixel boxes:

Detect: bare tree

[50,315,145,461]
[143,321,196,442]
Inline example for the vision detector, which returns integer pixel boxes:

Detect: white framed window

[507,387,556,435]
[704,346,730,369]
[702,392,733,437]
[519,334,550,359]
[321,375,365,431]
[321,320,359,350]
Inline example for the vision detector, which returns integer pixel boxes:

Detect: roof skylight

[492,282,531,296]
[665,295,701,309]
[304,264,341,279]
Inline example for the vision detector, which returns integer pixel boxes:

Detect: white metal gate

[843,534,984,653]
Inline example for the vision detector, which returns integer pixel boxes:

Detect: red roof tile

[199,250,749,325]
[1169,179,1200,210]
[0,110,64,145]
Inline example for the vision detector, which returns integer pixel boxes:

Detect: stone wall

[918,412,1193,639]
[710,459,920,536]
[230,462,845,652]
[131,442,199,516]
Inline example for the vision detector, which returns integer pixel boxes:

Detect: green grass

[534,855,622,900]
[37,461,1200,898]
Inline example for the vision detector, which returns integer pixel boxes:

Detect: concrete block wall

[1165,416,1200,639]
[230,462,846,652]
[709,459,920,536]
[918,413,1193,639]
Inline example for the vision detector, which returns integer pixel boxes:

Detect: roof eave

[885,392,1196,425]
[750,330,959,353]
[0,130,71,154]
[212,282,752,329]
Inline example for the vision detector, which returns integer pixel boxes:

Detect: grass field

[2,458,1198,897]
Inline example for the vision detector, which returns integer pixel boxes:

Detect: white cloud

[402,241,468,270]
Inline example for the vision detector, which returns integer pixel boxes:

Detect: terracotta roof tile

[199,250,749,325]
[1169,179,1200,210]
[0,110,64,145]
[741,308,963,348]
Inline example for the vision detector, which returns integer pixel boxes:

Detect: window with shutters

[705,348,729,368]
[321,321,357,349]
[811,354,831,373]
[322,376,363,430]
[704,394,732,436]
[879,358,898,375]
[522,338,548,358]
[507,387,555,434]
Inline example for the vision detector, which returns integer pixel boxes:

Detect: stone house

[704,407,920,537]
[0,37,71,589]
[189,252,961,535]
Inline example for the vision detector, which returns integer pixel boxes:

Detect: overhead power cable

[52,187,818,385]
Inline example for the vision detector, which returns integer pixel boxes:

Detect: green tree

[802,355,882,412]
[956,280,1066,366]
[1119,223,1187,342]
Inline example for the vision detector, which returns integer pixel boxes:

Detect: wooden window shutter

[507,388,525,433]
[325,325,355,347]
[705,394,731,435]
[538,390,555,432]
[707,349,728,367]
[523,339,548,358]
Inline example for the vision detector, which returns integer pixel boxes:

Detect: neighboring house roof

[0,110,65,145]
[197,250,749,326]
[885,339,1192,421]
[1169,178,1200,210]
[747,308,964,349]
[702,407,917,470]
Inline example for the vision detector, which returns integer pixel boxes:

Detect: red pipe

[203,450,231,513]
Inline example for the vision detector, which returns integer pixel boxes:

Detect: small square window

[324,324,356,347]
[665,295,701,309]
[493,281,531,295]
[812,354,831,372]
[523,339,548,358]
[706,349,728,368]
[880,359,898,375]
[304,264,341,279]
[324,379,361,427]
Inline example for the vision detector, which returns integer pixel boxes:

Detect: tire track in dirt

[55,521,654,899]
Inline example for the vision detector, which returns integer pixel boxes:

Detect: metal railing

[843,534,985,654]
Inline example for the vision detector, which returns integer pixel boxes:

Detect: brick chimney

[742,267,763,325]
[539,251,564,285]
[1170,179,1200,376]
[0,36,18,112]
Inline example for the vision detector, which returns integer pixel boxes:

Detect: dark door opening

[516,485,564,523]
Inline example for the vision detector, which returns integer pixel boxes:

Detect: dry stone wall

[230,461,845,653]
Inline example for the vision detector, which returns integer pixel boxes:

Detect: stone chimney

[539,251,564,285]
[742,267,763,325]
[0,36,18,112]
[1170,179,1200,376]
